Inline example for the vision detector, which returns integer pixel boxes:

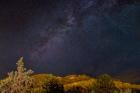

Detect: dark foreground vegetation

[0,57,140,93]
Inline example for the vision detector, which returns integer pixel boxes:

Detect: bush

[65,86,85,93]
[43,78,64,93]
[94,74,116,93]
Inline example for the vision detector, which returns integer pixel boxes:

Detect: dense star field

[0,0,140,83]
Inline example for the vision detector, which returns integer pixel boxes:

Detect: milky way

[0,0,140,82]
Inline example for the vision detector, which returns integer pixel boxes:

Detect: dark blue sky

[0,0,140,83]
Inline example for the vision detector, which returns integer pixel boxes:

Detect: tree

[0,57,34,93]
[94,74,116,93]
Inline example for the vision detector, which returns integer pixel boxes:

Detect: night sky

[0,0,140,82]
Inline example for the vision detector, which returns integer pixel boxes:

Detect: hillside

[32,74,140,92]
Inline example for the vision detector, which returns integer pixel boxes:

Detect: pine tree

[0,57,34,93]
